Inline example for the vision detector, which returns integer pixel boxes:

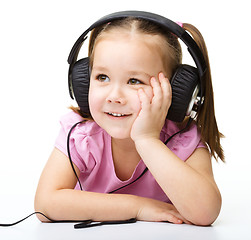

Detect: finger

[150,76,163,108]
[183,219,193,225]
[159,72,172,110]
[137,88,151,113]
[162,213,183,224]
[172,213,192,225]
[170,212,193,225]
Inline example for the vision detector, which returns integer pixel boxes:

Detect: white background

[0,0,250,238]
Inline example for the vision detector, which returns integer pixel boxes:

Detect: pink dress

[55,111,206,203]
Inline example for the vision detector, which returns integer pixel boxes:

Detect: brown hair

[182,23,224,161]
[88,18,182,76]
[71,17,224,161]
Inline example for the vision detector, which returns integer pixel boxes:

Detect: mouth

[105,112,132,118]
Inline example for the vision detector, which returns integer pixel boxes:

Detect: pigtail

[183,23,225,162]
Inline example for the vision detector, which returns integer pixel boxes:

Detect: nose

[106,84,126,104]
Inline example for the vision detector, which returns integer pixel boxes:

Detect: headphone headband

[68,10,206,103]
[68,11,206,74]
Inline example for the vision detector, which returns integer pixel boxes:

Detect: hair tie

[176,21,183,28]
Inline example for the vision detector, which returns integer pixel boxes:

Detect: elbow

[191,194,222,226]
[191,212,219,226]
[34,212,50,223]
[34,192,52,223]
[194,204,221,226]
[34,189,71,223]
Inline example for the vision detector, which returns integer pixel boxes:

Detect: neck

[111,137,138,153]
[111,137,141,181]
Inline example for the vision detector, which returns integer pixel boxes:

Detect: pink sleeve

[161,120,208,161]
[54,111,94,173]
[196,139,207,149]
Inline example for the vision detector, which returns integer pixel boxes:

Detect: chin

[110,132,131,140]
[93,116,134,140]
[106,128,131,140]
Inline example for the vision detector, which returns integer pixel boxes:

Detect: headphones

[67,11,207,122]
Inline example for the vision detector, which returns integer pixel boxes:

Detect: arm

[34,148,137,222]
[131,73,221,226]
[34,147,188,224]
[135,139,221,226]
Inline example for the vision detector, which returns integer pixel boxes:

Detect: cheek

[88,86,102,118]
[130,93,141,113]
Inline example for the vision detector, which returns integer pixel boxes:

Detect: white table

[0,193,250,240]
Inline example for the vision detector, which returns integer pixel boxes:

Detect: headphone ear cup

[71,57,91,115]
[167,64,199,122]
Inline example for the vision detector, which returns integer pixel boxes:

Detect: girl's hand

[136,197,191,224]
[130,72,172,143]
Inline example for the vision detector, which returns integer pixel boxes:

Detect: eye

[128,78,143,85]
[96,74,110,82]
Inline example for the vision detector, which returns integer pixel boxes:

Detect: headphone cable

[0,117,193,228]
[164,117,193,145]
[66,117,193,193]
[67,121,84,191]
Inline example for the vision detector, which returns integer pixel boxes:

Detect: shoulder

[160,119,207,161]
[55,111,110,173]
[59,110,103,137]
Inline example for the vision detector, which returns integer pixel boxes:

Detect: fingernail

[151,77,156,82]
[159,72,165,79]
[138,88,143,93]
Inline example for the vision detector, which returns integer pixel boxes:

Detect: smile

[106,112,131,117]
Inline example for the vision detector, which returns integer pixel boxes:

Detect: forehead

[95,36,162,71]
[95,31,167,66]
[90,29,172,76]
[95,29,166,51]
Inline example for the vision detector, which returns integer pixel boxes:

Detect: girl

[35,12,224,226]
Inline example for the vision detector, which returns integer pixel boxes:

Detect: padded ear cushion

[167,64,199,122]
[71,57,91,115]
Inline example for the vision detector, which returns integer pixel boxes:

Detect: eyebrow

[127,71,152,79]
[92,66,108,72]
[92,66,152,78]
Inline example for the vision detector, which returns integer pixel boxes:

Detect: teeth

[108,112,125,117]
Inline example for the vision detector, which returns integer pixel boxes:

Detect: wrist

[134,137,162,149]
[128,195,144,219]
[131,195,149,219]
[131,128,161,144]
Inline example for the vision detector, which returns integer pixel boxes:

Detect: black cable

[0,118,193,228]
[67,121,84,191]
[66,121,147,194]
[0,212,41,227]
[108,167,149,193]
[0,212,85,227]
[108,117,193,193]
[67,118,193,194]
[74,218,137,229]
[164,117,193,145]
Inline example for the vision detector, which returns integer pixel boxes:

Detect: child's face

[89,32,168,140]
